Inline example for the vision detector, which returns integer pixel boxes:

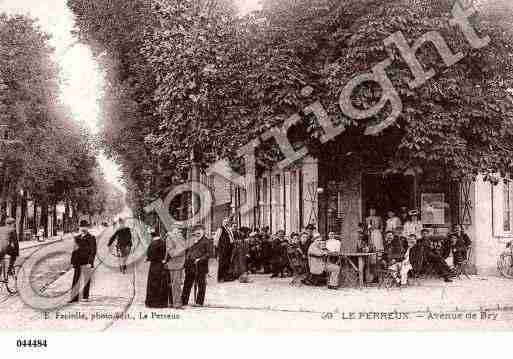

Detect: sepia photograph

[1,0,513,348]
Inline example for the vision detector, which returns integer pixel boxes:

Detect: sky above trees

[0,0,260,193]
[1,0,123,191]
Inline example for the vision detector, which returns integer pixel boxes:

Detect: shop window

[492,179,513,237]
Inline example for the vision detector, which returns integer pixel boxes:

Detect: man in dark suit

[409,229,454,283]
[453,224,472,247]
[260,226,273,274]
[4,218,18,275]
[70,220,97,303]
[214,217,234,282]
[181,224,210,307]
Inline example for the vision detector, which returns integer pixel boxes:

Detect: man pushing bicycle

[107,218,133,273]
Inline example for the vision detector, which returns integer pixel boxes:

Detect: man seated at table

[301,233,327,286]
[379,231,407,285]
[381,231,407,265]
[409,229,455,283]
[384,233,416,286]
[448,232,469,267]
[325,232,341,289]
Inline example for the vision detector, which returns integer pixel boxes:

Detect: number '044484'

[16,339,47,348]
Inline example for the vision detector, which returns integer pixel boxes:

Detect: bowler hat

[79,220,90,228]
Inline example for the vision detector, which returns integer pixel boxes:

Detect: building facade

[205,154,508,275]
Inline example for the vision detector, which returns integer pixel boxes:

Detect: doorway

[362,173,416,220]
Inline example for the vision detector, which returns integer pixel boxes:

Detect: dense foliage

[68,0,159,216]
[0,13,114,230]
[69,0,513,214]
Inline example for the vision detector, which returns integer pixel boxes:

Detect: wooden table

[338,252,377,288]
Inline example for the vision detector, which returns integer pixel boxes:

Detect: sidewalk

[131,260,513,315]
[103,258,513,332]
[3,227,135,331]
[20,232,66,251]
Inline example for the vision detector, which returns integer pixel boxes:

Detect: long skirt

[370,229,384,252]
[145,262,170,308]
[217,242,233,282]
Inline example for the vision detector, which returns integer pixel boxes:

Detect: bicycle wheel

[5,265,20,294]
[497,253,513,278]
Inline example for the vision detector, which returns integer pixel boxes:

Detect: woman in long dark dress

[145,233,170,308]
[229,227,251,282]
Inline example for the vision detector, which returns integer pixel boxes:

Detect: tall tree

[0,13,110,232]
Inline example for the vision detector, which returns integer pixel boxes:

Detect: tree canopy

[69,0,513,214]
[0,13,112,219]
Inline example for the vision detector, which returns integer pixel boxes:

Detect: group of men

[357,223,472,286]
[145,224,211,308]
[68,213,474,305]
[215,217,317,282]
[70,218,133,303]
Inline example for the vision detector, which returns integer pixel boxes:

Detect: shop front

[317,156,463,247]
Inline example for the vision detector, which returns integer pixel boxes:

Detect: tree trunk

[32,200,37,234]
[73,202,79,231]
[42,201,48,238]
[52,202,57,236]
[10,193,17,219]
[64,200,70,233]
[0,166,9,226]
[19,191,26,241]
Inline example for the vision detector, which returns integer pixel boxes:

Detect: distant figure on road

[70,220,97,303]
[108,218,132,273]
[0,218,18,275]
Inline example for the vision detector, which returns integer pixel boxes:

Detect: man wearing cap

[70,220,97,303]
[181,224,210,307]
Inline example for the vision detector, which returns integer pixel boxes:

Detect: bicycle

[498,241,513,278]
[0,256,20,294]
